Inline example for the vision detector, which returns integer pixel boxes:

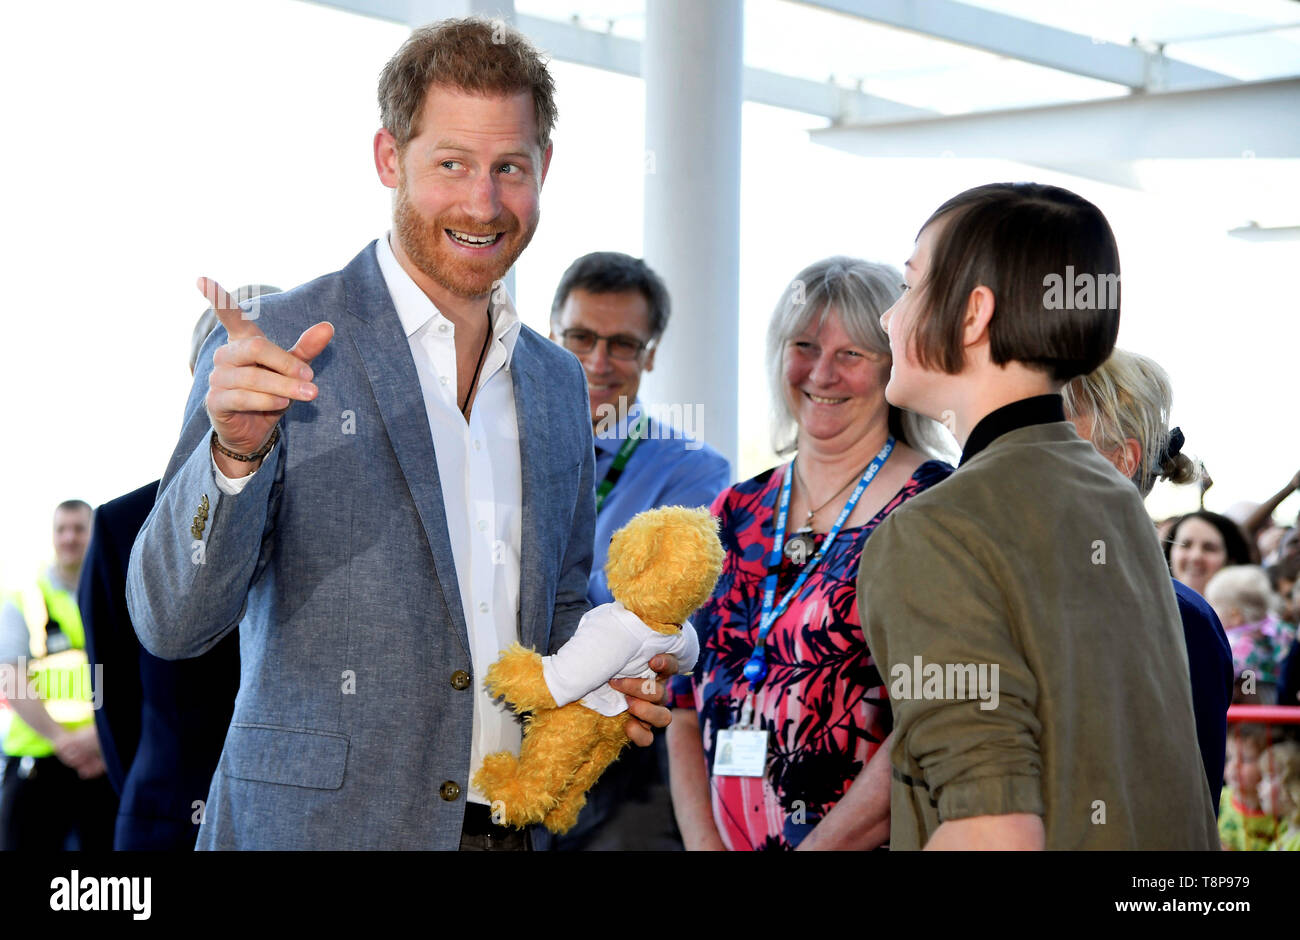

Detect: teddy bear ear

[610,506,723,586]
[608,518,663,579]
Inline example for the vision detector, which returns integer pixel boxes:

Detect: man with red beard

[126,18,680,851]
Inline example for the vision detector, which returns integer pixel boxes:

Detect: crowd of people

[2,17,1297,852]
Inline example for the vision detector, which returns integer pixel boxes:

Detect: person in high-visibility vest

[0,499,118,850]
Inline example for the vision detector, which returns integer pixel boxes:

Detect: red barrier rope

[1227,705,1300,724]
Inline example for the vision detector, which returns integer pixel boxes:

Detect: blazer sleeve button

[439,781,461,801]
[450,670,471,691]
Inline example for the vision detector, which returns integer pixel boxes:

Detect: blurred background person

[1257,522,1289,567]
[667,257,953,850]
[1259,738,1300,850]
[0,500,118,850]
[1266,556,1300,623]
[1204,565,1296,705]
[1219,724,1280,850]
[1281,581,1300,707]
[1062,347,1233,810]
[1155,516,1181,550]
[1270,521,1300,577]
[1239,469,1300,564]
[79,285,275,850]
[1165,509,1256,597]
[547,253,729,851]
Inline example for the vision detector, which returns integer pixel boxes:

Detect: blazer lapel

[511,336,550,653]
[341,243,470,659]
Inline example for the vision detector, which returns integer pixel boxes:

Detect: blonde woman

[1061,348,1197,495]
[1063,347,1233,810]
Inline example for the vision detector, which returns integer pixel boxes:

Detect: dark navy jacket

[1173,578,1233,812]
[1281,643,1300,708]
[79,480,239,850]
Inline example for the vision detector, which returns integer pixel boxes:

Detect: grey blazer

[126,242,595,849]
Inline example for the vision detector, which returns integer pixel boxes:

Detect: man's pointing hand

[200,277,334,475]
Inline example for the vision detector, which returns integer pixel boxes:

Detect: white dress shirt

[212,234,525,804]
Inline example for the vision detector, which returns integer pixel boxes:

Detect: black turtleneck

[959,394,1066,467]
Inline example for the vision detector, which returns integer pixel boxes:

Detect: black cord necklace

[459,305,494,419]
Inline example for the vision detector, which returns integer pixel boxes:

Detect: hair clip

[1163,426,1185,461]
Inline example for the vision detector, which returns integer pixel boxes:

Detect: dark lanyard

[741,436,895,689]
[595,412,649,513]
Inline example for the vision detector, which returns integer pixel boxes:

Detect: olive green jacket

[858,422,1219,850]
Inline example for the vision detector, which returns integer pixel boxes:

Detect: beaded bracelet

[211,424,280,462]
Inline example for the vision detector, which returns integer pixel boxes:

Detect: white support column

[641,0,744,473]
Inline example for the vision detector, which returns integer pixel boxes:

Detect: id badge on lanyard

[714,439,893,778]
[712,694,769,777]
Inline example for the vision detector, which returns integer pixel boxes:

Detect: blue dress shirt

[586,401,732,606]
[550,401,730,851]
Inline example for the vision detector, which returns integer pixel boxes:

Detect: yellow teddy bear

[473,505,724,834]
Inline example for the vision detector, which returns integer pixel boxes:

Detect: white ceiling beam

[794,0,1237,91]
[811,77,1300,160]
[1229,223,1300,242]
[310,0,926,122]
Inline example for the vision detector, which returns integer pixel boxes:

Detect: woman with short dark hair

[858,181,1218,850]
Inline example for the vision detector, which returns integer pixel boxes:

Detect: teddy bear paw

[472,752,519,798]
[542,793,588,835]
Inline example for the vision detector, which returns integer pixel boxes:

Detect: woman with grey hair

[667,256,954,850]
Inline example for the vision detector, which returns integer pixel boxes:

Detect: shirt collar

[959,394,1066,466]
[374,232,522,363]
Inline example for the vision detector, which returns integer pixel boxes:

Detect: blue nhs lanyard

[741,436,895,690]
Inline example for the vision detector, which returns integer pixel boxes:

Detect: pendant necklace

[747,436,895,687]
[783,457,871,561]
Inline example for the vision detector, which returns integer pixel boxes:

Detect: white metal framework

[307,0,1300,465]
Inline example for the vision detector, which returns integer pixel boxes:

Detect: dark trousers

[549,733,684,851]
[0,755,119,851]
[458,802,531,852]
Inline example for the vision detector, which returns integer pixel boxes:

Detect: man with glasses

[548,251,731,850]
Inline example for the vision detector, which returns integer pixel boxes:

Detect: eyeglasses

[559,328,650,361]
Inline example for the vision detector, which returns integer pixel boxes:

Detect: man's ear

[961,285,995,350]
[539,141,554,188]
[643,342,657,373]
[374,128,400,189]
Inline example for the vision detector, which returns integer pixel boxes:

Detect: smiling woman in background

[1166,510,1256,597]
[666,256,953,851]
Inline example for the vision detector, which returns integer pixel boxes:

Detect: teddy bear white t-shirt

[541,601,699,717]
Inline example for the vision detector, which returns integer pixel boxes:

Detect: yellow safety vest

[1,573,95,758]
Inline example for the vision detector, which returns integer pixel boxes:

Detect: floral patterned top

[669,458,953,850]
[1224,615,1296,687]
